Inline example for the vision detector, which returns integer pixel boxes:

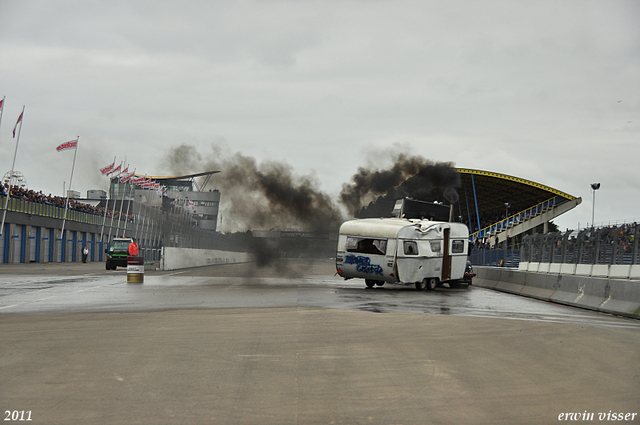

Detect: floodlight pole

[504,202,510,236]
[591,183,600,228]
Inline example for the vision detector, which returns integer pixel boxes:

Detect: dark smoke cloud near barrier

[160,145,461,234]
[339,154,461,218]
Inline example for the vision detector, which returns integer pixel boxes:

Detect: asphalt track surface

[1,259,639,424]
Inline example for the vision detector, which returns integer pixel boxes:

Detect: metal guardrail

[470,196,564,240]
[1,196,133,229]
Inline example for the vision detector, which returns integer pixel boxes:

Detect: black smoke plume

[339,154,461,218]
[161,145,460,234]
[161,144,344,233]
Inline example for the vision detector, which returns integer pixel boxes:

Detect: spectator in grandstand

[4,185,135,222]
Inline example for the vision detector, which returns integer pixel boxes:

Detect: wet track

[1,260,638,329]
[2,260,639,424]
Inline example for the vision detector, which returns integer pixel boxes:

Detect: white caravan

[335,217,470,290]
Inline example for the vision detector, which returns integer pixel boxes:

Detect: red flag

[56,140,78,152]
[120,170,136,183]
[0,99,4,110]
[109,163,122,176]
[100,160,115,175]
[13,111,23,138]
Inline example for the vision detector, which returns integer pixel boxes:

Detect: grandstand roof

[455,168,578,219]
[133,170,220,180]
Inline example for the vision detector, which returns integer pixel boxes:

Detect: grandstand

[354,167,581,244]
[455,169,581,243]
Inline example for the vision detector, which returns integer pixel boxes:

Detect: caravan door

[442,228,451,280]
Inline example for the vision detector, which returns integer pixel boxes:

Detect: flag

[108,163,122,176]
[0,98,4,110]
[111,164,128,178]
[13,111,23,138]
[119,170,136,183]
[56,140,78,152]
[100,160,116,175]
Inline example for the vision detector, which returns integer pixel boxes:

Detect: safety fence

[471,223,640,270]
[520,223,639,266]
[470,243,521,268]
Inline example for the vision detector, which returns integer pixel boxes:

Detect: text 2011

[4,411,32,421]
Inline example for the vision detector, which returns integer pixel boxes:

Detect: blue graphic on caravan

[344,254,383,276]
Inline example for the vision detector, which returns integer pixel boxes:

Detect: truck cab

[105,237,133,270]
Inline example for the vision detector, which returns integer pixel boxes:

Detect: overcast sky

[0,0,638,231]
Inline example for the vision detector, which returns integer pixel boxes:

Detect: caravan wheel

[425,278,437,291]
[365,279,376,288]
[415,279,427,291]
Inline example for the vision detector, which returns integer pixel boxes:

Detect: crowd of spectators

[518,222,639,265]
[0,184,133,222]
[585,223,637,253]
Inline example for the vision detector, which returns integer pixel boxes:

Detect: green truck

[105,237,133,270]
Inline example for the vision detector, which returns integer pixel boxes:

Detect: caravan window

[345,237,387,255]
[452,240,465,254]
[403,241,418,255]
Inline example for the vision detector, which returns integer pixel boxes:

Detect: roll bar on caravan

[335,217,470,290]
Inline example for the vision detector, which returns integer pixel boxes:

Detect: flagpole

[60,136,79,237]
[0,96,6,132]
[99,192,110,258]
[116,165,128,237]
[122,169,135,237]
[98,156,116,256]
[107,161,124,242]
[1,105,25,237]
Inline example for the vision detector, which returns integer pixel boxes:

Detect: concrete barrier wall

[519,262,640,280]
[476,266,640,320]
[161,247,251,271]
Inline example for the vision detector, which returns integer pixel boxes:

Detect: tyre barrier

[475,266,640,319]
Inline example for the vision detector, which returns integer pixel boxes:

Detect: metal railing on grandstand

[471,223,640,268]
[1,196,134,230]
[470,196,562,240]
